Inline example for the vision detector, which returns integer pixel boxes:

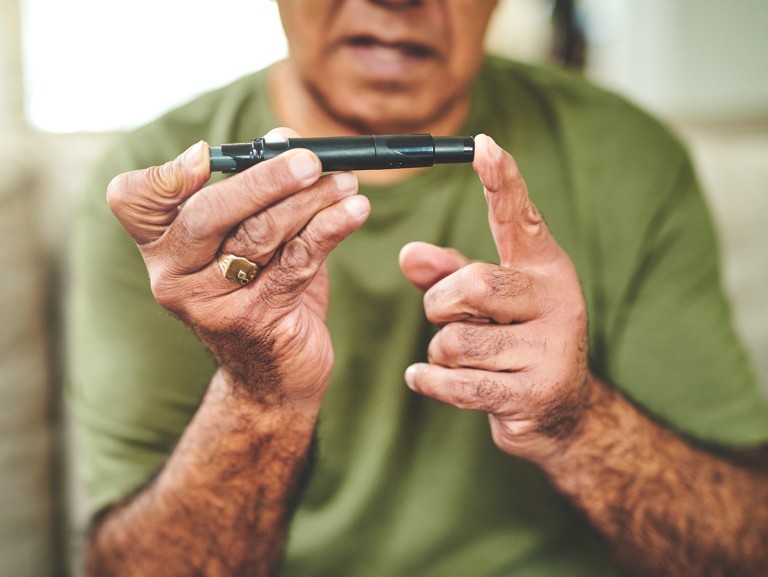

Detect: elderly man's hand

[107,128,370,411]
[400,134,593,464]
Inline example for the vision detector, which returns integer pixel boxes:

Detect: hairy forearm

[86,370,318,577]
[541,378,768,577]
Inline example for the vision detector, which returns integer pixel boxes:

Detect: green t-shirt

[68,56,768,576]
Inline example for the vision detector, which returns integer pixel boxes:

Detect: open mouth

[346,36,435,59]
[343,35,436,78]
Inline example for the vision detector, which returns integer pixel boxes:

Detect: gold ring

[217,253,260,286]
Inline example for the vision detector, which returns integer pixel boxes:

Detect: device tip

[433,136,474,164]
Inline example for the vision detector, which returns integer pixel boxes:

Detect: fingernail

[289,150,320,180]
[182,140,205,168]
[475,134,499,158]
[344,195,370,220]
[404,364,418,388]
[332,171,358,193]
[486,136,503,161]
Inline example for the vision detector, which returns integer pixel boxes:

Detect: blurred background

[1,0,766,575]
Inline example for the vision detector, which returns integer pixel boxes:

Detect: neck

[268,60,472,185]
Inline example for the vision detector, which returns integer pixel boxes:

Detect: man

[68,1,768,575]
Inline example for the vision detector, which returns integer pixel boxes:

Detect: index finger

[162,147,322,271]
[472,134,560,268]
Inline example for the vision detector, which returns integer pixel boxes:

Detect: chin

[319,82,455,134]
[341,108,434,134]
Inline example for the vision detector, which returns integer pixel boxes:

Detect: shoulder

[476,56,696,219]
[479,56,687,162]
[77,67,272,219]
[96,67,272,183]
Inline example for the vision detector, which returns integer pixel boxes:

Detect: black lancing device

[209,134,475,173]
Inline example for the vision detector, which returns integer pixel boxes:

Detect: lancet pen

[209,134,475,173]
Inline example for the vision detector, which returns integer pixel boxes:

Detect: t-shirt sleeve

[514,63,768,447]
[596,146,768,446]
[66,141,216,515]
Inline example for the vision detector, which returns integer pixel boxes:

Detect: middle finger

[423,262,539,325]
[156,148,323,274]
[428,321,546,371]
[221,171,358,266]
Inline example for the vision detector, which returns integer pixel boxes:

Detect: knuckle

[105,173,128,212]
[149,272,182,312]
[178,192,227,243]
[473,374,511,413]
[434,323,506,365]
[460,324,508,361]
[457,264,532,319]
[484,267,531,299]
[508,161,522,182]
[437,324,462,358]
[228,212,278,253]
[145,160,183,199]
[462,261,491,284]
[458,262,508,305]
[451,373,510,413]
[454,263,485,308]
[427,334,449,366]
[280,237,313,271]
[270,240,313,294]
[502,152,522,180]
[422,285,443,317]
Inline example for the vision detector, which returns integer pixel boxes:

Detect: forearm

[540,378,768,577]
[86,370,319,577]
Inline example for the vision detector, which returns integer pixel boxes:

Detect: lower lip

[345,42,432,79]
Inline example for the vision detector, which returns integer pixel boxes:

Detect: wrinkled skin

[108,128,370,410]
[273,0,498,135]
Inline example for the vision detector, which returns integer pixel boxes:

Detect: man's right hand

[106,128,370,411]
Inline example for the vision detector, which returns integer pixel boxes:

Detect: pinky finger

[405,362,517,415]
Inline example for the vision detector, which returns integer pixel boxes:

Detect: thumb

[399,241,471,292]
[106,140,211,245]
[472,134,558,268]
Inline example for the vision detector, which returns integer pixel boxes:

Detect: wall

[0,1,57,574]
[578,0,768,389]
[585,0,768,122]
